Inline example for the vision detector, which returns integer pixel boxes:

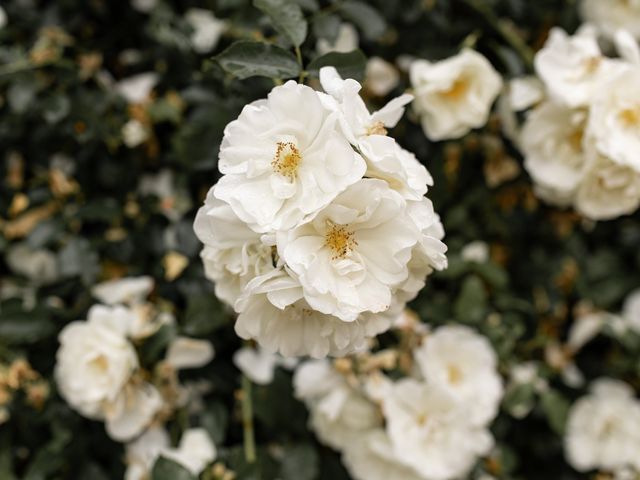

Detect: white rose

[278,179,418,321]
[214,80,366,231]
[534,27,624,108]
[521,102,589,205]
[623,289,640,333]
[565,378,640,472]
[342,429,426,480]
[365,57,400,97]
[581,0,640,39]
[6,243,59,285]
[165,337,215,370]
[587,67,640,171]
[383,378,494,480]
[116,73,157,104]
[293,360,382,450]
[316,23,359,55]
[234,269,394,358]
[414,325,503,426]
[319,67,425,201]
[104,381,163,441]
[185,8,226,54]
[55,305,139,418]
[125,427,216,479]
[125,427,170,480]
[91,276,154,306]
[410,49,503,141]
[233,346,297,385]
[574,153,640,220]
[194,188,275,306]
[122,119,148,148]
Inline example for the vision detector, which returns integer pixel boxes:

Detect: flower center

[366,121,388,136]
[89,354,109,373]
[440,78,469,101]
[583,56,601,75]
[325,222,357,260]
[567,127,584,152]
[447,364,463,385]
[619,107,640,129]
[272,142,302,180]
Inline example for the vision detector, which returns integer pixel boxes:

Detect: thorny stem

[460,0,535,71]
[241,374,257,464]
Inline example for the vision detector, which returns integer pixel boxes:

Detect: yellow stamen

[447,364,463,385]
[324,221,357,260]
[272,142,302,180]
[619,107,640,128]
[583,56,602,74]
[366,121,388,136]
[440,78,469,100]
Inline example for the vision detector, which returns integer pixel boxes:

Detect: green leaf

[139,323,177,366]
[307,50,367,81]
[540,390,570,435]
[454,275,488,323]
[0,305,55,344]
[254,0,308,47]
[312,14,341,43]
[183,294,228,336]
[151,457,196,480]
[215,41,301,80]
[337,1,386,40]
[201,401,229,444]
[280,444,318,480]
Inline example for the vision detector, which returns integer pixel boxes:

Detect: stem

[0,60,38,77]
[459,0,535,71]
[241,375,256,464]
[294,46,305,84]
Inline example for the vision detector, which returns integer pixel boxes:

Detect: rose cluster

[293,323,504,480]
[54,277,216,479]
[194,67,447,358]
[511,26,640,220]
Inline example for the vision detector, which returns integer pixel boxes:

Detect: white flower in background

[414,325,503,426]
[125,427,170,480]
[162,429,217,475]
[614,29,640,65]
[410,49,503,141]
[587,67,640,171]
[125,427,216,480]
[567,312,608,351]
[139,169,192,222]
[116,72,158,104]
[293,360,381,450]
[235,269,393,358]
[534,27,623,108]
[193,188,274,306]
[214,80,366,232]
[185,8,226,54]
[316,23,359,55]
[461,240,490,263]
[278,179,417,321]
[365,57,400,96]
[565,378,640,472]
[508,77,545,111]
[6,243,59,285]
[104,381,163,441]
[383,378,494,480]
[233,346,297,385]
[575,153,640,220]
[165,337,215,370]
[0,6,7,29]
[91,276,154,306]
[342,429,426,480]
[581,0,640,39]
[122,119,148,148]
[521,102,588,205]
[131,0,157,13]
[623,289,640,333]
[55,305,139,418]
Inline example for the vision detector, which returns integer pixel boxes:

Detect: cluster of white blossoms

[565,378,640,477]
[294,324,504,480]
[54,277,216,478]
[194,67,447,358]
[409,49,503,141]
[513,25,640,220]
